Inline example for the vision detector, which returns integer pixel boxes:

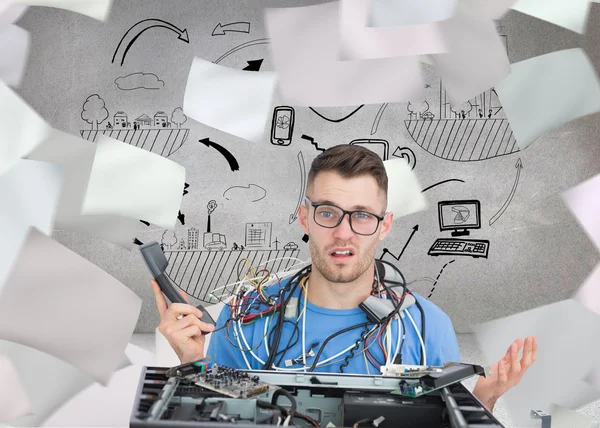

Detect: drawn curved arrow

[212,22,251,36]
[379,225,419,260]
[289,152,307,224]
[199,138,239,171]
[112,19,189,66]
[214,38,270,64]
[489,158,522,226]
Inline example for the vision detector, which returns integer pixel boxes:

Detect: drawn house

[135,114,152,128]
[154,111,169,128]
[114,112,128,127]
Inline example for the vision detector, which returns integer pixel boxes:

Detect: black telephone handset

[140,241,216,332]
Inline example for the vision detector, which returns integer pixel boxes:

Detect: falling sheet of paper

[383,158,428,219]
[548,403,597,428]
[562,173,600,253]
[0,24,29,88]
[474,299,600,427]
[80,135,185,229]
[573,263,600,317]
[0,227,142,386]
[430,0,510,105]
[367,0,456,27]
[0,81,52,176]
[510,0,592,34]
[466,0,518,19]
[0,356,31,422]
[0,159,63,294]
[265,1,423,107]
[0,340,95,427]
[42,344,155,427]
[183,57,276,144]
[27,129,138,249]
[13,0,112,21]
[496,48,600,150]
[0,4,28,24]
[339,0,448,60]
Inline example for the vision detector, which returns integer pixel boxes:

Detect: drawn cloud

[223,184,266,203]
[115,72,165,90]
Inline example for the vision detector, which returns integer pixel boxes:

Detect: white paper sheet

[0,24,29,88]
[0,159,63,294]
[383,158,428,219]
[548,403,597,428]
[0,340,95,427]
[0,227,142,386]
[0,357,31,422]
[467,0,518,19]
[0,4,28,25]
[41,344,155,427]
[80,135,185,229]
[27,129,138,249]
[339,0,448,60]
[367,0,456,27]
[474,299,600,427]
[183,57,276,144]
[496,48,600,150]
[562,173,600,253]
[510,0,592,34]
[265,1,424,107]
[430,0,510,105]
[0,81,52,176]
[13,0,112,21]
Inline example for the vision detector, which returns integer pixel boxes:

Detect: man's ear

[379,211,393,241]
[298,204,309,235]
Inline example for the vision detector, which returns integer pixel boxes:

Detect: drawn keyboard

[428,238,489,258]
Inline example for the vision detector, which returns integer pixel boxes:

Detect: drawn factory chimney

[203,200,226,250]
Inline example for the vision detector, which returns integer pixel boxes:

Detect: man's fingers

[176,314,215,333]
[150,280,168,318]
[497,359,508,384]
[520,336,536,370]
[509,341,522,376]
[166,303,203,321]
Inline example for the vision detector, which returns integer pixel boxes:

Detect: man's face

[299,171,393,283]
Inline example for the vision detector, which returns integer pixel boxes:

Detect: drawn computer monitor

[438,200,481,237]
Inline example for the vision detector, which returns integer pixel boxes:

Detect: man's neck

[306,264,376,309]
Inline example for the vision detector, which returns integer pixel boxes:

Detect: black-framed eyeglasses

[305,197,386,236]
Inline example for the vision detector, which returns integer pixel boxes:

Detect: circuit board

[380,364,444,378]
[167,359,278,399]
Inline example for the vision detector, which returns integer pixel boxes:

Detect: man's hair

[307,144,388,204]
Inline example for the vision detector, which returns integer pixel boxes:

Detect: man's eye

[355,212,370,219]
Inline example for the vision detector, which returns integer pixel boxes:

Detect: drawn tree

[161,230,178,249]
[81,94,109,130]
[171,107,187,128]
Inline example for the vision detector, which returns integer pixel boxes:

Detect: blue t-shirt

[206,277,460,373]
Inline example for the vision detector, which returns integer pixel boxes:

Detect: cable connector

[372,416,385,427]
[359,296,396,323]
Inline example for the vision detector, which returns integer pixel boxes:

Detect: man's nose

[332,213,355,239]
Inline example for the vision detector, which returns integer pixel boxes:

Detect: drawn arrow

[139,220,150,226]
[112,19,189,66]
[177,210,186,225]
[133,238,144,246]
[212,21,251,36]
[421,178,466,193]
[289,152,307,224]
[392,146,417,170]
[301,134,325,152]
[489,158,522,226]
[379,225,419,260]
[214,38,270,64]
[243,59,263,71]
[199,138,239,171]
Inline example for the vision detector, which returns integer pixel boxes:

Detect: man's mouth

[329,248,355,259]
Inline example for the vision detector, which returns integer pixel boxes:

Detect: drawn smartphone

[270,106,295,146]
[140,241,216,330]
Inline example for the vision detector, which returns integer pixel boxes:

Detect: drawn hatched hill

[80,127,189,157]
[164,248,301,303]
[405,116,518,162]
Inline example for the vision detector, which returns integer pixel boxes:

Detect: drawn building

[114,111,128,127]
[188,227,199,250]
[154,111,169,128]
[135,114,152,127]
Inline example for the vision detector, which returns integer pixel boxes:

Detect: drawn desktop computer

[428,200,490,258]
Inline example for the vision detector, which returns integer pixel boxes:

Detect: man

[151,144,537,411]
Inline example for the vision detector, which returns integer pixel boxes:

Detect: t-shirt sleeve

[415,295,461,366]
[205,303,255,369]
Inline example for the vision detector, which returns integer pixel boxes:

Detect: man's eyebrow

[315,199,377,212]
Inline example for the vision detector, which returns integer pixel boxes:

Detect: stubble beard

[309,238,379,284]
